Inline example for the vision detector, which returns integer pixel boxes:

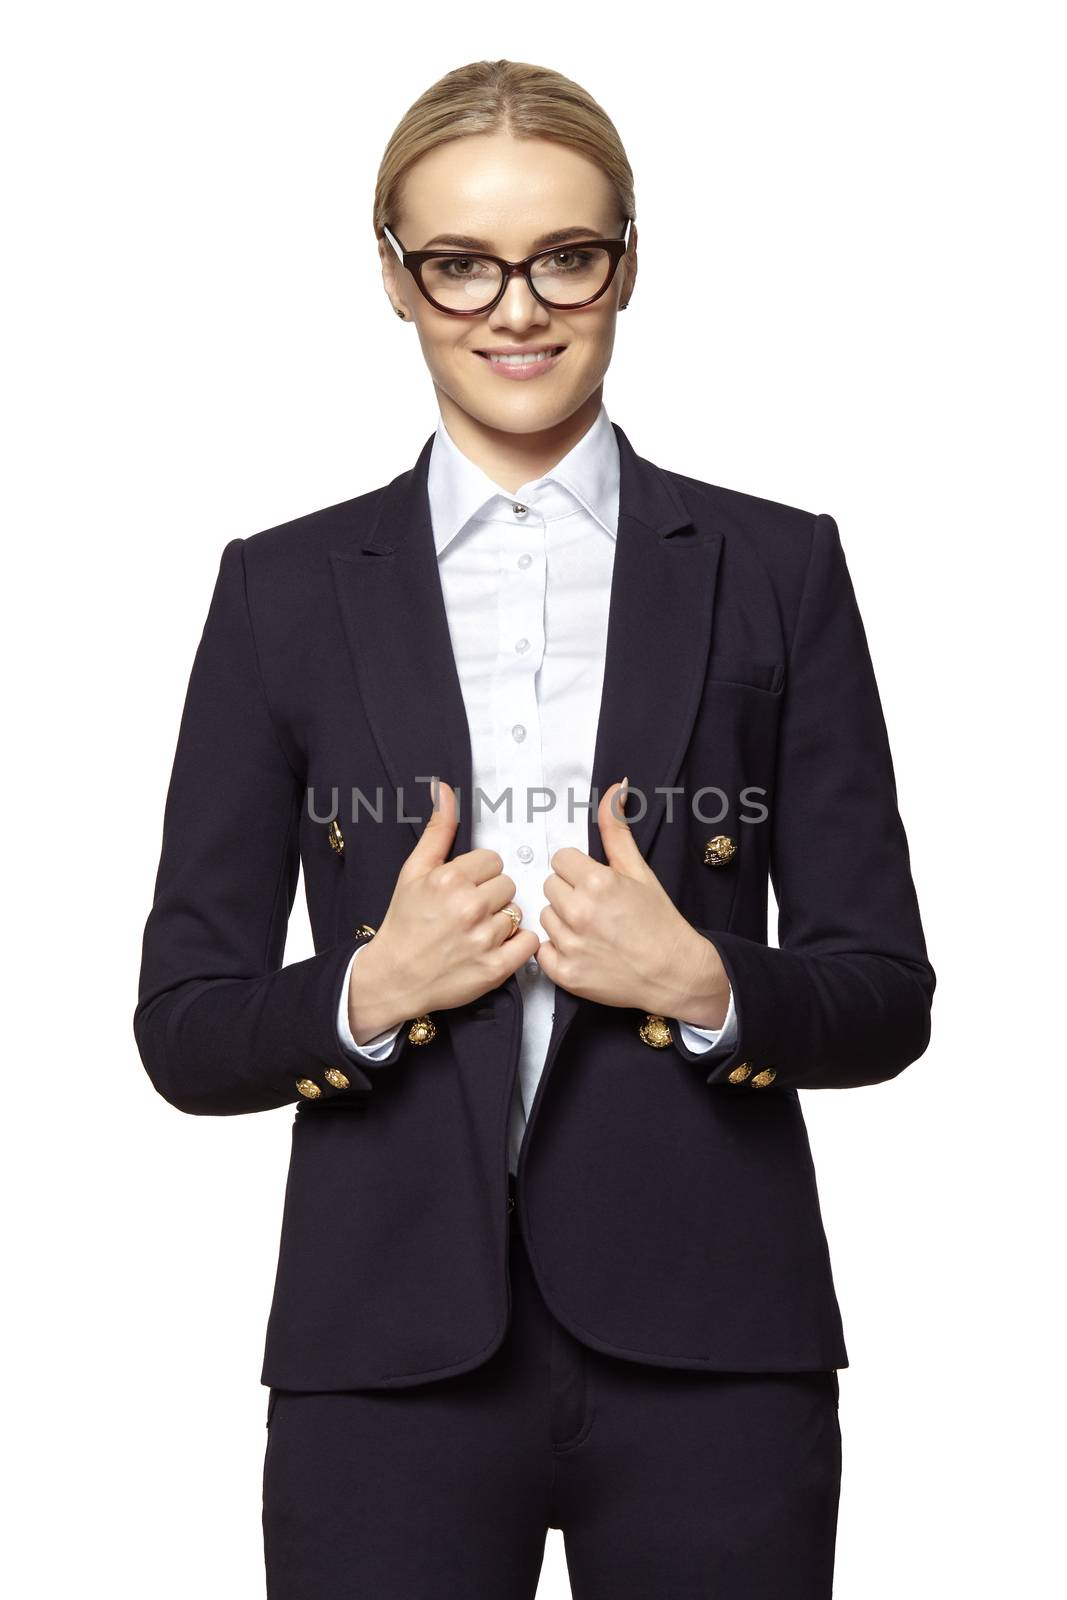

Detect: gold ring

[502,904,522,939]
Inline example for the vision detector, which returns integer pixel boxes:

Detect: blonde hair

[372,59,635,239]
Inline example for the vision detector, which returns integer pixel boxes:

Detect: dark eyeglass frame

[381,218,633,316]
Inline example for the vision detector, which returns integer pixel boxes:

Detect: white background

[5,3,1063,1595]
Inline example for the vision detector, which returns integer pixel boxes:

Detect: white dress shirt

[336,402,737,1174]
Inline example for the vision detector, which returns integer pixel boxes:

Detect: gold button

[327,819,345,855]
[295,1077,322,1098]
[638,1013,673,1048]
[751,1067,777,1087]
[727,1060,754,1083]
[408,1015,437,1045]
[703,834,737,867]
[324,1067,350,1089]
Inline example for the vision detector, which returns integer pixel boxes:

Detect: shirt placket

[492,496,551,1121]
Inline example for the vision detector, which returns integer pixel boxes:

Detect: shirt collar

[426,400,620,557]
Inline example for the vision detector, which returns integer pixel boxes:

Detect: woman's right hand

[346,779,541,1042]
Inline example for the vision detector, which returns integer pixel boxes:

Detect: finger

[502,928,542,972]
[400,777,458,878]
[597,778,647,874]
[539,903,572,954]
[475,873,519,915]
[452,847,509,884]
[536,937,560,979]
[542,871,579,923]
[547,844,595,887]
[491,902,526,946]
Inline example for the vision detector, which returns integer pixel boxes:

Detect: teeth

[486,348,561,365]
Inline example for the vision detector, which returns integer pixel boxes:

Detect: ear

[621,222,638,308]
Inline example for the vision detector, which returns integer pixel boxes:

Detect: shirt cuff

[675,985,737,1054]
[336,944,404,1058]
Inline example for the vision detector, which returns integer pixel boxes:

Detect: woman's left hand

[536,779,731,1027]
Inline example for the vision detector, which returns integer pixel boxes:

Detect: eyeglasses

[382,219,633,317]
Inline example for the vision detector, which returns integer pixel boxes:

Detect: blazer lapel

[329,422,724,1130]
[329,430,476,857]
[533,424,724,1139]
[586,423,723,868]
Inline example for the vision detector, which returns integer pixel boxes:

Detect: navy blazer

[134,422,935,1389]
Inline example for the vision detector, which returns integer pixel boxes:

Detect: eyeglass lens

[421,246,614,310]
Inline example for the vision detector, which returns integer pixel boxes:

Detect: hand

[536,778,731,1025]
[347,779,541,1040]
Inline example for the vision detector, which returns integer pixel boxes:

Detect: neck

[434,387,603,495]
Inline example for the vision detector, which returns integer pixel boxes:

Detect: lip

[472,345,567,381]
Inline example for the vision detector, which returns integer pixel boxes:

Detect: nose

[489,272,551,331]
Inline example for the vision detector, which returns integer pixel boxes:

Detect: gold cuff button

[703,834,737,867]
[327,820,345,855]
[295,1077,322,1099]
[751,1067,777,1087]
[408,1015,437,1046]
[727,1060,754,1083]
[324,1067,350,1089]
[639,1014,673,1048]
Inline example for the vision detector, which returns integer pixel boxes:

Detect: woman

[135,58,935,1599]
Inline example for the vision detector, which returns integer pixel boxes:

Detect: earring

[395,307,407,319]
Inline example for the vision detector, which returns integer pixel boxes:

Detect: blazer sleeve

[133,536,406,1116]
[672,512,936,1091]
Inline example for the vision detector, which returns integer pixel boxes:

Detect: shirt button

[512,723,526,742]
[513,503,528,517]
[517,552,532,569]
[517,844,534,864]
[515,637,530,654]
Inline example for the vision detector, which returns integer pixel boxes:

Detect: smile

[473,346,567,379]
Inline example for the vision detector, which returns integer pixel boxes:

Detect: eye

[546,248,599,274]
[433,255,492,280]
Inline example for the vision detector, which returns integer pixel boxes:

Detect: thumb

[599,777,648,876]
[398,777,458,881]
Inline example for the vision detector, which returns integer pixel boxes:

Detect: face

[379,132,637,445]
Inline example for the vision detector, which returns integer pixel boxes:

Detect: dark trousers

[262,1176,842,1598]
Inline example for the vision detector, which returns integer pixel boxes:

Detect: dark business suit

[135,421,933,1593]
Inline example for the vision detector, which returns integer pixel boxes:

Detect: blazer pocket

[705,652,785,694]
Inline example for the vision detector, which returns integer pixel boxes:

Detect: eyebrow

[419,225,607,252]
